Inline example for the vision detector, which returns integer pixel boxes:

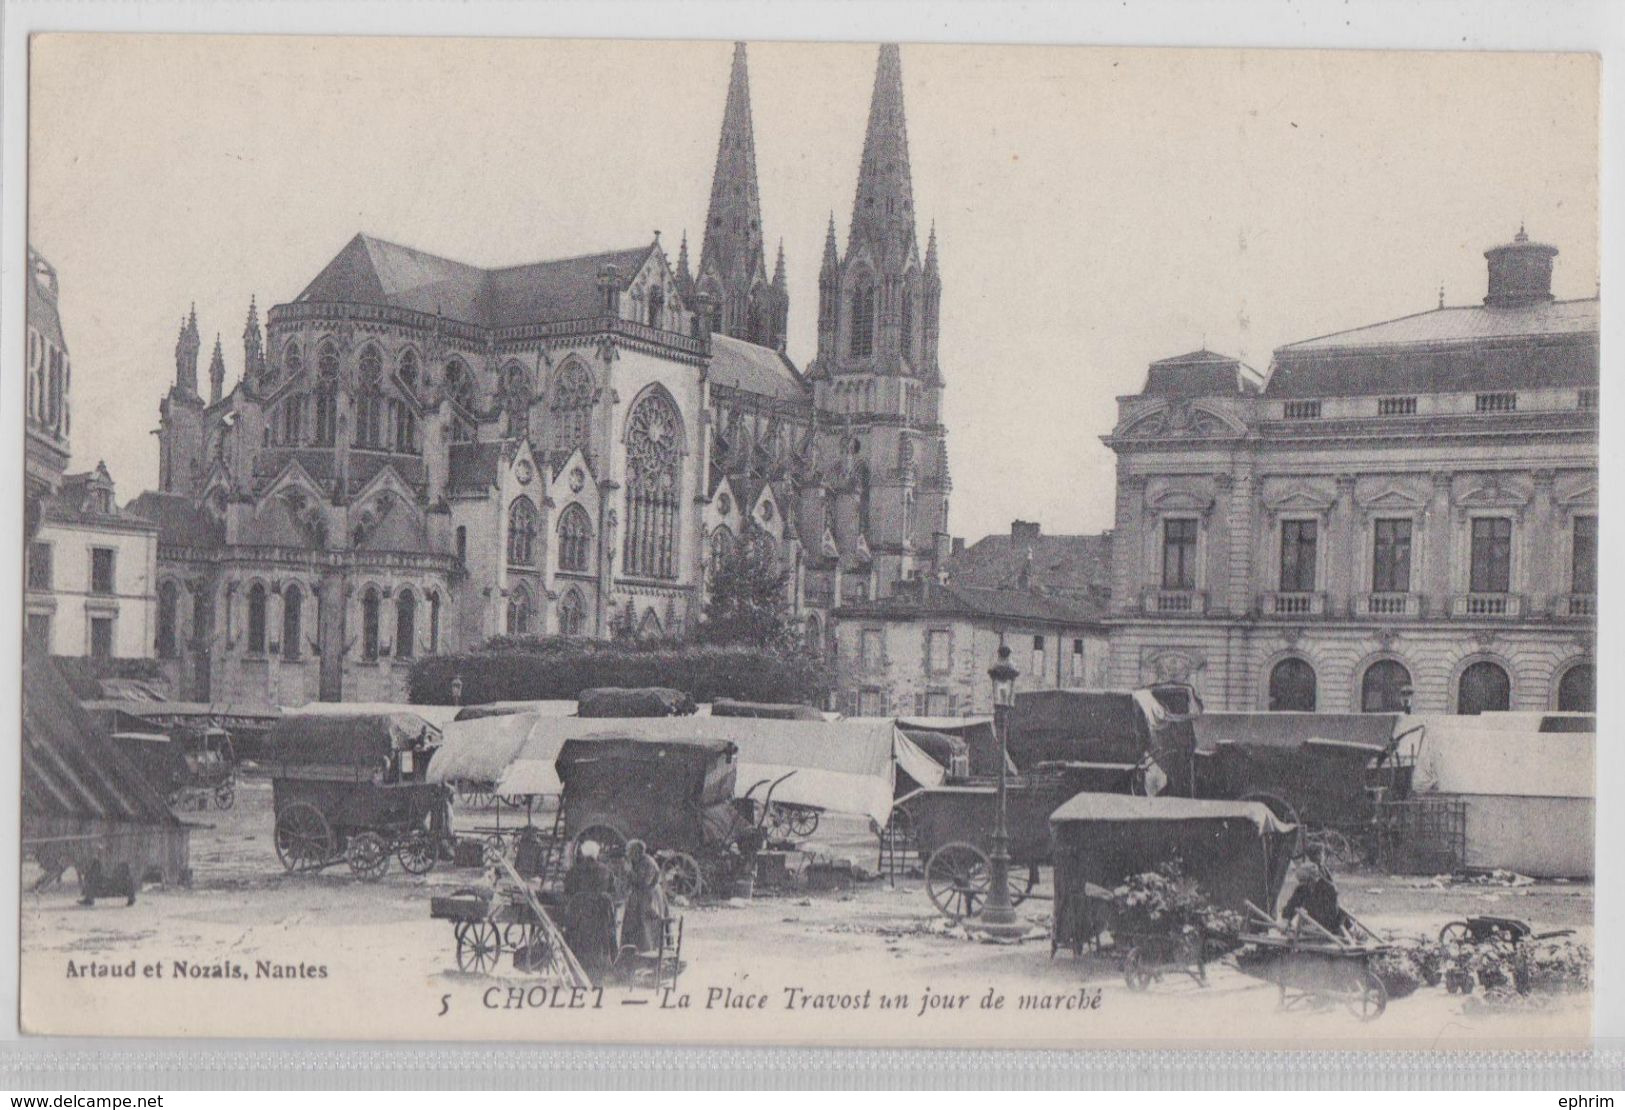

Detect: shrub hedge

[408,637,830,708]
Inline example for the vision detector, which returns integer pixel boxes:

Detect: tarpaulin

[1049,791,1297,835]
[265,712,440,769]
[1193,711,1398,753]
[1402,715,1594,798]
[282,701,465,729]
[426,711,540,785]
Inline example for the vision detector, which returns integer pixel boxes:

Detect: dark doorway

[1268,657,1317,711]
[1457,660,1511,715]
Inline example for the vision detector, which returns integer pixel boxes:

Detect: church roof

[446,441,508,495]
[126,490,224,548]
[708,334,807,403]
[1141,350,1264,398]
[1264,298,1599,398]
[296,234,653,329]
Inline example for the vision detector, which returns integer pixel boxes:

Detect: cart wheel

[661,852,704,900]
[1439,921,1472,946]
[1346,970,1388,1022]
[213,782,236,810]
[765,804,795,840]
[576,824,627,861]
[456,920,501,974]
[513,926,557,974]
[1123,947,1153,991]
[274,802,335,873]
[1009,862,1040,908]
[925,842,991,921]
[502,921,531,950]
[788,807,820,838]
[498,794,525,809]
[397,831,436,876]
[346,832,390,881]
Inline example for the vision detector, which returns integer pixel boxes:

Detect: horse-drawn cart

[267,712,448,880]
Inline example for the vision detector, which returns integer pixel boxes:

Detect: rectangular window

[1579,388,1599,412]
[1071,639,1086,680]
[1162,519,1198,590]
[861,629,885,670]
[925,690,951,717]
[1031,635,1046,684]
[90,548,116,595]
[1573,515,1598,595]
[1469,517,1513,593]
[1279,520,1318,592]
[858,687,885,717]
[1282,400,1321,420]
[1476,391,1517,413]
[1372,518,1413,594]
[1377,396,1417,416]
[26,542,52,590]
[926,629,951,675]
[90,617,113,661]
[26,613,51,646]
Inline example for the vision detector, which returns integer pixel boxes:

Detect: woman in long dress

[562,840,618,978]
[620,839,668,955]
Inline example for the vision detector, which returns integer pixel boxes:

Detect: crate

[1375,797,1466,875]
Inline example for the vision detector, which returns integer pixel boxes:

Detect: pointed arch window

[508,496,537,567]
[284,340,303,376]
[246,583,268,654]
[506,584,533,636]
[282,583,303,660]
[444,359,475,413]
[550,360,595,456]
[156,580,179,659]
[804,613,823,659]
[361,587,381,661]
[502,364,531,439]
[558,588,586,636]
[708,524,735,582]
[849,279,876,358]
[396,588,416,658]
[648,286,665,328]
[398,349,419,390]
[557,504,593,572]
[314,341,340,446]
[624,390,684,579]
[355,344,385,448]
[427,591,441,654]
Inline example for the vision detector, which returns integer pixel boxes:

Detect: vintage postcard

[18,32,1599,1049]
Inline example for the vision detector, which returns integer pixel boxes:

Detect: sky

[28,36,1598,542]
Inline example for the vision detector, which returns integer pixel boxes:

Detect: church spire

[698,41,770,344]
[242,295,266,384]
[174,304,201,399]
[848,43,917,262]
[208,334,225,404]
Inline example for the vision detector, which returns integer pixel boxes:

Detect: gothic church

[134,43,950,704]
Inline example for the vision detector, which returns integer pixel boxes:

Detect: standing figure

[620,840,668,955]
[562,840,618,979]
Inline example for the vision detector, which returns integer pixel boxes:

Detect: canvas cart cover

[266,712,438,769]
[1007,690,1149,769]
[1403,716,1594,798]
[487,716,940,825]
[282,701,464,729]
[555,735,737,802]
[426,711,540,784]
[452,700,579,722]
[577,687,696,718]
[1049,793,1298,913]
[894,716,1009,776]
[711,698,825,720]
[1192,712,1397,753]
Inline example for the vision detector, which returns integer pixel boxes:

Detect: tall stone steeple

[848,43,918,264]
[174,304,201,398]
[243,295,267,384]
[208,334,226,404]
[696,42,785,349]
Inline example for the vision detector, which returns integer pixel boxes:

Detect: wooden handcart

[1240,901,1390,1021]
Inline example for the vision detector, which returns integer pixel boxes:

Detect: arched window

[647,286,665,328]
[284,340,303,376]
[557,504,592,572]
[354,345,384,448]
[804,613,823,659]
[1268,657,1317,712]
[280,395,305,445]
[1457,660,1511,715]
[623,390,683,579]
[708,524,735,580]
[156,580,179,659]
[558,588,585,636]
[396,589,416,658]
[1361,659,1412,713]
[427,591,440,654]
[398,349,419,390]
[395,406,417,454]
[1557,663,1595,713]
[246,583,267,654]
[849,278,875,357]
[444,359,475,412]
[315,341,340,445]
[506,585,533,636]
[282,583,303,660]
[361,587,380,661]
[550,361,594,456]
[502,364,531,439]
[508,496,537,567]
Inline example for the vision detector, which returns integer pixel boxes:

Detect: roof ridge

[485,243,652,277]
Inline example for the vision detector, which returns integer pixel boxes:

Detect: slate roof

[296,234,653,329]
[709,334,808,403]
[126,490,225,548]
[446,441,507,495]
[40,473,156,532]
[948,531,1112,603]
[1263,298,1600,399]
[1141,350,1263,398]
[837,579,1108,627]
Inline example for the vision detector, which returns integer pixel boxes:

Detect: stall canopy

[426,711,540,784]
[282,701,465,729]
[452,700,579,722]
[1401,716,1594,798]
[1049,793,1298,913]
[429,715,941,826]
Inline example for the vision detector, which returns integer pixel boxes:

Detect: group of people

[559,838,669,979]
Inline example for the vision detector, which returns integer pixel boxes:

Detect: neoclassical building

[135,43,952,704]
[1104,229,1598,715]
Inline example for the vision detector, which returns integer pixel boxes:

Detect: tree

[698,526,796,652]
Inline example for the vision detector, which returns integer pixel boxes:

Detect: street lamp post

[450,674,464,707]
[978,641,1026,940]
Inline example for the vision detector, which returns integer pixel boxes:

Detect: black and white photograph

[12,24,1603,1053]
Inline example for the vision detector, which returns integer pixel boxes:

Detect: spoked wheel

[1123,947,1154,991]
[660,851,704,900]
[1009,862,1040,908]
[1305,827,1360,869]
[575,824,627,861]
[397,830,437,876]
[787,807,820,838]
[482,834,509,867]
[346,831,390,881]
[499,795,526,809]
[213,782,236,810]
[1438,921,1472,946]
[274,802,335,873]
[925,842,991,921]
[1346,969,1388,1021]
[456,920,502,974]
[512,925,559,975]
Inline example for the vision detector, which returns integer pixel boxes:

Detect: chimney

[1484,226,1558,308]
[1011,519,1041,544]
[931,531,952,580]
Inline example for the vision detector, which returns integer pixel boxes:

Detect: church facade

[136,43,951,705]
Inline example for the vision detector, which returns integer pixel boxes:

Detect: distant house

[946,519,1111,605]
